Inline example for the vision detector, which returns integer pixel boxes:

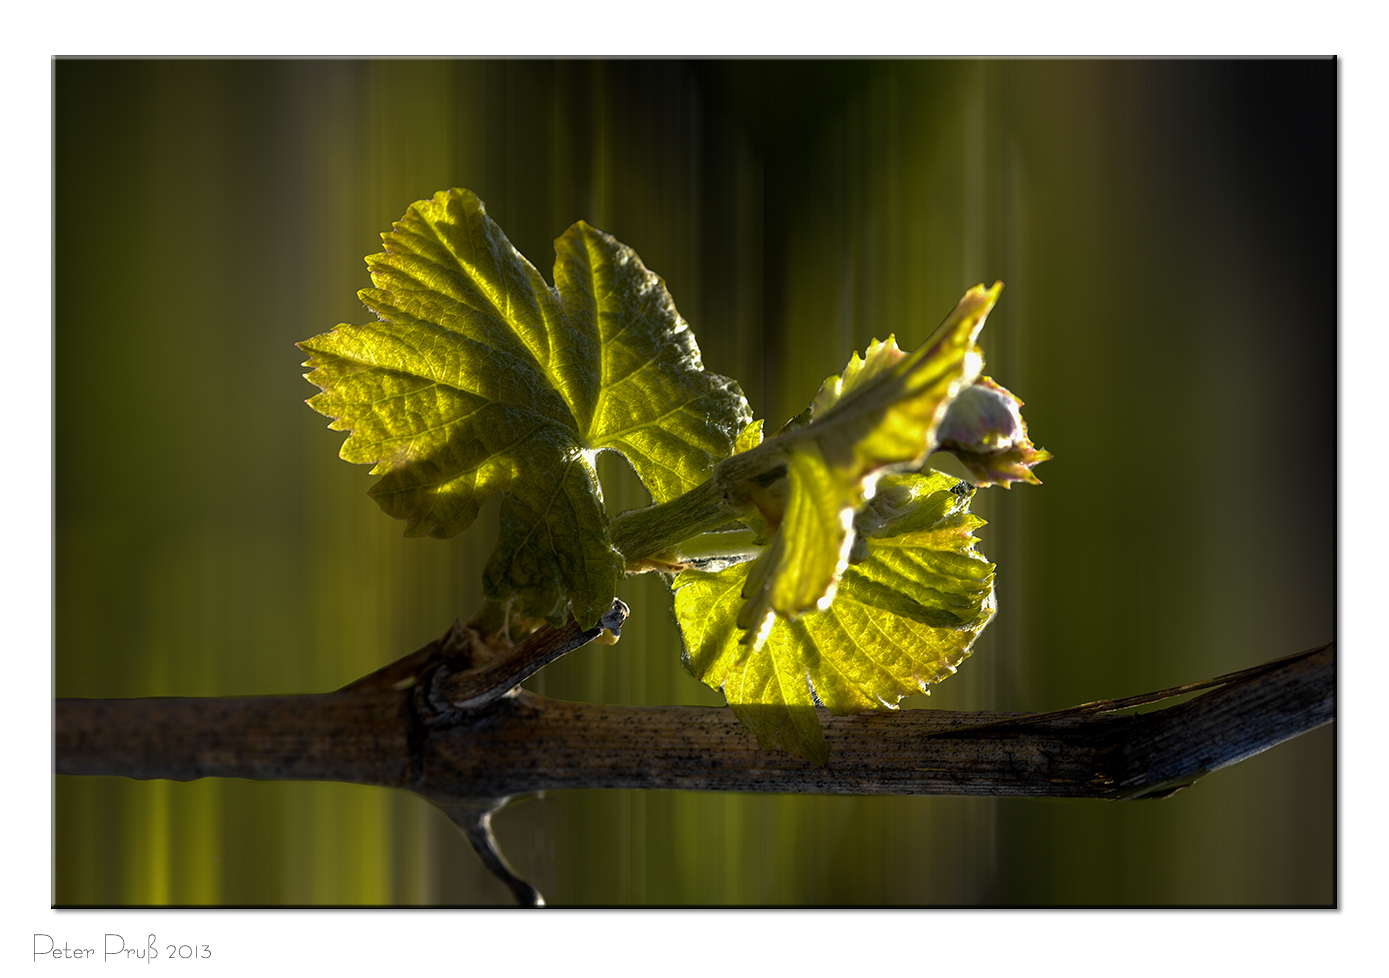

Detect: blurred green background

[54,59,1335,906]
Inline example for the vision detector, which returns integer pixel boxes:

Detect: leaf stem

[609,478,750,565]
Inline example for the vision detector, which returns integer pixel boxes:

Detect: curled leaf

[724,282,1003,646]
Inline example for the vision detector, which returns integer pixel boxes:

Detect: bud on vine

[936,376,1050,487]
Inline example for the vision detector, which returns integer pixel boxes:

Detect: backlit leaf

[674,470,996,764]
[729,282,1002,645]
[300,189,750,626]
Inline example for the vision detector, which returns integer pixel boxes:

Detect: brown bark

[56,642,1334,802]
[54,691,416,787]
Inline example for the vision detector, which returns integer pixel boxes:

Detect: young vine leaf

[299,189,751,628]
[670,283,1047,763]
[715,283,1005,648]
[674,470,997,764]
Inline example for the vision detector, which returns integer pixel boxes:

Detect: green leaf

[552,215,752,504]
[299,188,750,626]
[673,470,996,764]
[728,282,1002,645]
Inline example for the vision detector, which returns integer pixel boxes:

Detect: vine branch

[54,622,1333,902]
[57,640,1332,796]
